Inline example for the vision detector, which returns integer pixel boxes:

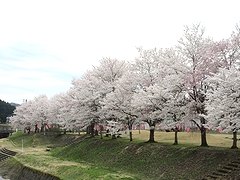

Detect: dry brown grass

[131,130,233,147]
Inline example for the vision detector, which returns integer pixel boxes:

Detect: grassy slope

[1,130,240,180]
[51,137,239,180]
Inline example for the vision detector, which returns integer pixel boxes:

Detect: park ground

[0,130,240,180]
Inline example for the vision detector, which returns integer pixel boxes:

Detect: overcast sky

[0,0,239,104]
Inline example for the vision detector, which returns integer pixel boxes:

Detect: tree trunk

[193,117,208,147]
[129,130,133,141]
[105,129,109,137]
[148,128,155,143]
[112,134,117,139]
[200,125,208,147]
[128,121,133,141]
[90,124,94,137]
[231,131,238,149]
[173,128,178,145]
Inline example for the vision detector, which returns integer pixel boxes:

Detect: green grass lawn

[0,130,239,180]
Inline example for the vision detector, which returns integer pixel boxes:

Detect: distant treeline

[0,99,16,123]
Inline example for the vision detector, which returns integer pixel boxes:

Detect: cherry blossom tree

[101,65,141,141]
[91,57,128,124]
[32,94,50,132]
[131,47,188,143]
[48,93,65,127]
[11,94,50,133]
[49,92,75,133]
[11,100,35,131]
[176,23,224,146]
[132,84,167,142]
[69,72,101,137]
[204,67,240,149]
[159,48,188,145]
[163,96,187,145]
[130,47,167,142]
[215,24,240,69]
[69,58,127,137]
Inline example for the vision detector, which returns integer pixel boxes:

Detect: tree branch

[191,119,201,129]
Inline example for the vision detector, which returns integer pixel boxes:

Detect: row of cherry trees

[11,23,240,148]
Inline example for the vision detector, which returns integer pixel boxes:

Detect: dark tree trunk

[173,128,178,145]
[86,124,95,137]
[86,126,90,134]
[200,125,208,147]
[231,131,238,149]
[35,124,38,133]
[90,124,94,137]
[147,129,155,143]
[129,130,133,141]
[105,129,109,137]
[127,121,133,141]
[112,134,117,139]
[192,117,208,147]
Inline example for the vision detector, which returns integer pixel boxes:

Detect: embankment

[0,158,60,180]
